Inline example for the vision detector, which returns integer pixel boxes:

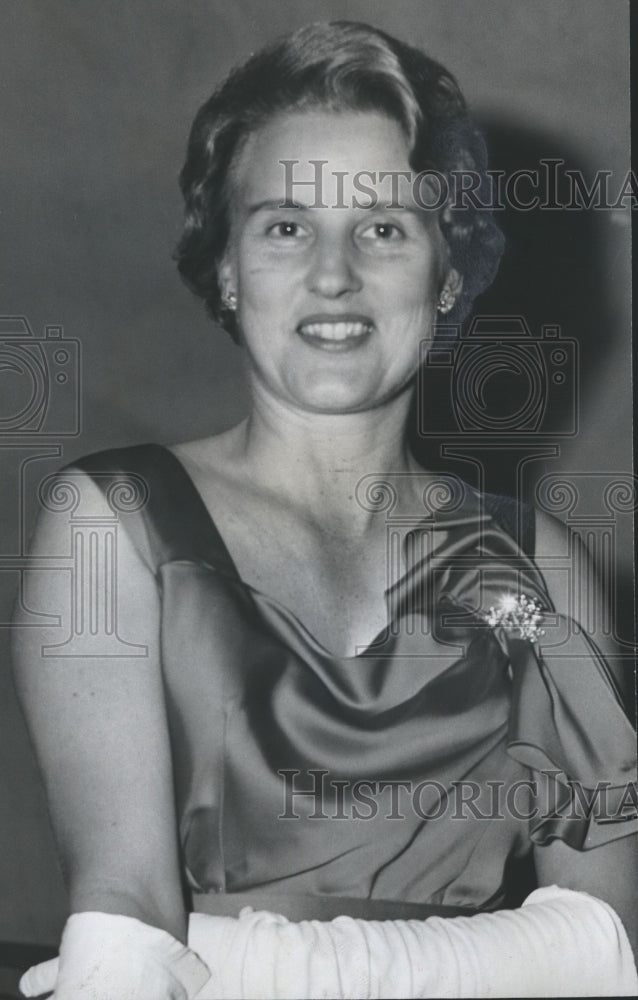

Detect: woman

[13,20,637,999]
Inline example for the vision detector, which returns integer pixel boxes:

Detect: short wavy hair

[175,20,504,339]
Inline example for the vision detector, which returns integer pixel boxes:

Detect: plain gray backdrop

[0,0,632,944]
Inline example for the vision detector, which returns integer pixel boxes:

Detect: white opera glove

[187,886,638,999]
[19,911,210,1000]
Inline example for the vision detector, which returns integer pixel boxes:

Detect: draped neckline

[160,445,492,664]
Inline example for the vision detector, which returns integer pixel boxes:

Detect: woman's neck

[231,383,422,528]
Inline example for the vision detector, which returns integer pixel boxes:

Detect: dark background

[0,0,632,944]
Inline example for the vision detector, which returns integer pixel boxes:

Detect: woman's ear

[443,268,463,300]
[219,259,238,310]
[219,257,235,289]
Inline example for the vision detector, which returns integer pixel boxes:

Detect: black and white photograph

[0,2,636,997]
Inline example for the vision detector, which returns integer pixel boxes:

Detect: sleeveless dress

[74,445,637,915]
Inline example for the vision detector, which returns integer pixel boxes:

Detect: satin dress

[74,445,637,915]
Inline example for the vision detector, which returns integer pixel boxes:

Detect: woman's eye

[268,221,305,238]
[359,222,404,241]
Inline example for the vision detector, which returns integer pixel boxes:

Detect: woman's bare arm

[11,471,187,943]
[532,507,637,953]
[534,835,637,954]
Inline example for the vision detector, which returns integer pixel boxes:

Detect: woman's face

[221,109,458,415]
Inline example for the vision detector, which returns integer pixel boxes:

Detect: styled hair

[175,20,504,338]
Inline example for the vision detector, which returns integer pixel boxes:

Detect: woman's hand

[19,912,210,1000]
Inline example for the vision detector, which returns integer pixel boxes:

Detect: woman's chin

[279,378,410,416]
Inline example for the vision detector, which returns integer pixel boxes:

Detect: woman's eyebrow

[247,199,307,214]
[366,201,422,213]
[247,200,424,214]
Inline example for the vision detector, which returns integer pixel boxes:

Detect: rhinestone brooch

[483,593,545,641]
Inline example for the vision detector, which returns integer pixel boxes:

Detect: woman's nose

[306,236,362,298]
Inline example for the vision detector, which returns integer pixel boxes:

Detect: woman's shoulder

[45,440,224,572]
[31,444,162,536]
[62,432,240,513]
[22,446,167,620]
[52,443,178,535]
[68,433,253,573]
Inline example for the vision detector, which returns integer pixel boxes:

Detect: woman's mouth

[296,316,374,350]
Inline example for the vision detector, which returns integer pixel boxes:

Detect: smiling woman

[220,110,456,414]
[12,19,637,1000]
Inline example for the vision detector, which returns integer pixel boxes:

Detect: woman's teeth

[298,321,372,340]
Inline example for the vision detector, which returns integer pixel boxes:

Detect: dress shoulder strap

[71,443,236,574]
[481,490,536,557]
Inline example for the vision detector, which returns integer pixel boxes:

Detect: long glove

[20,888,638,999]
[19,911,210,1000]
[187,885,638,999]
